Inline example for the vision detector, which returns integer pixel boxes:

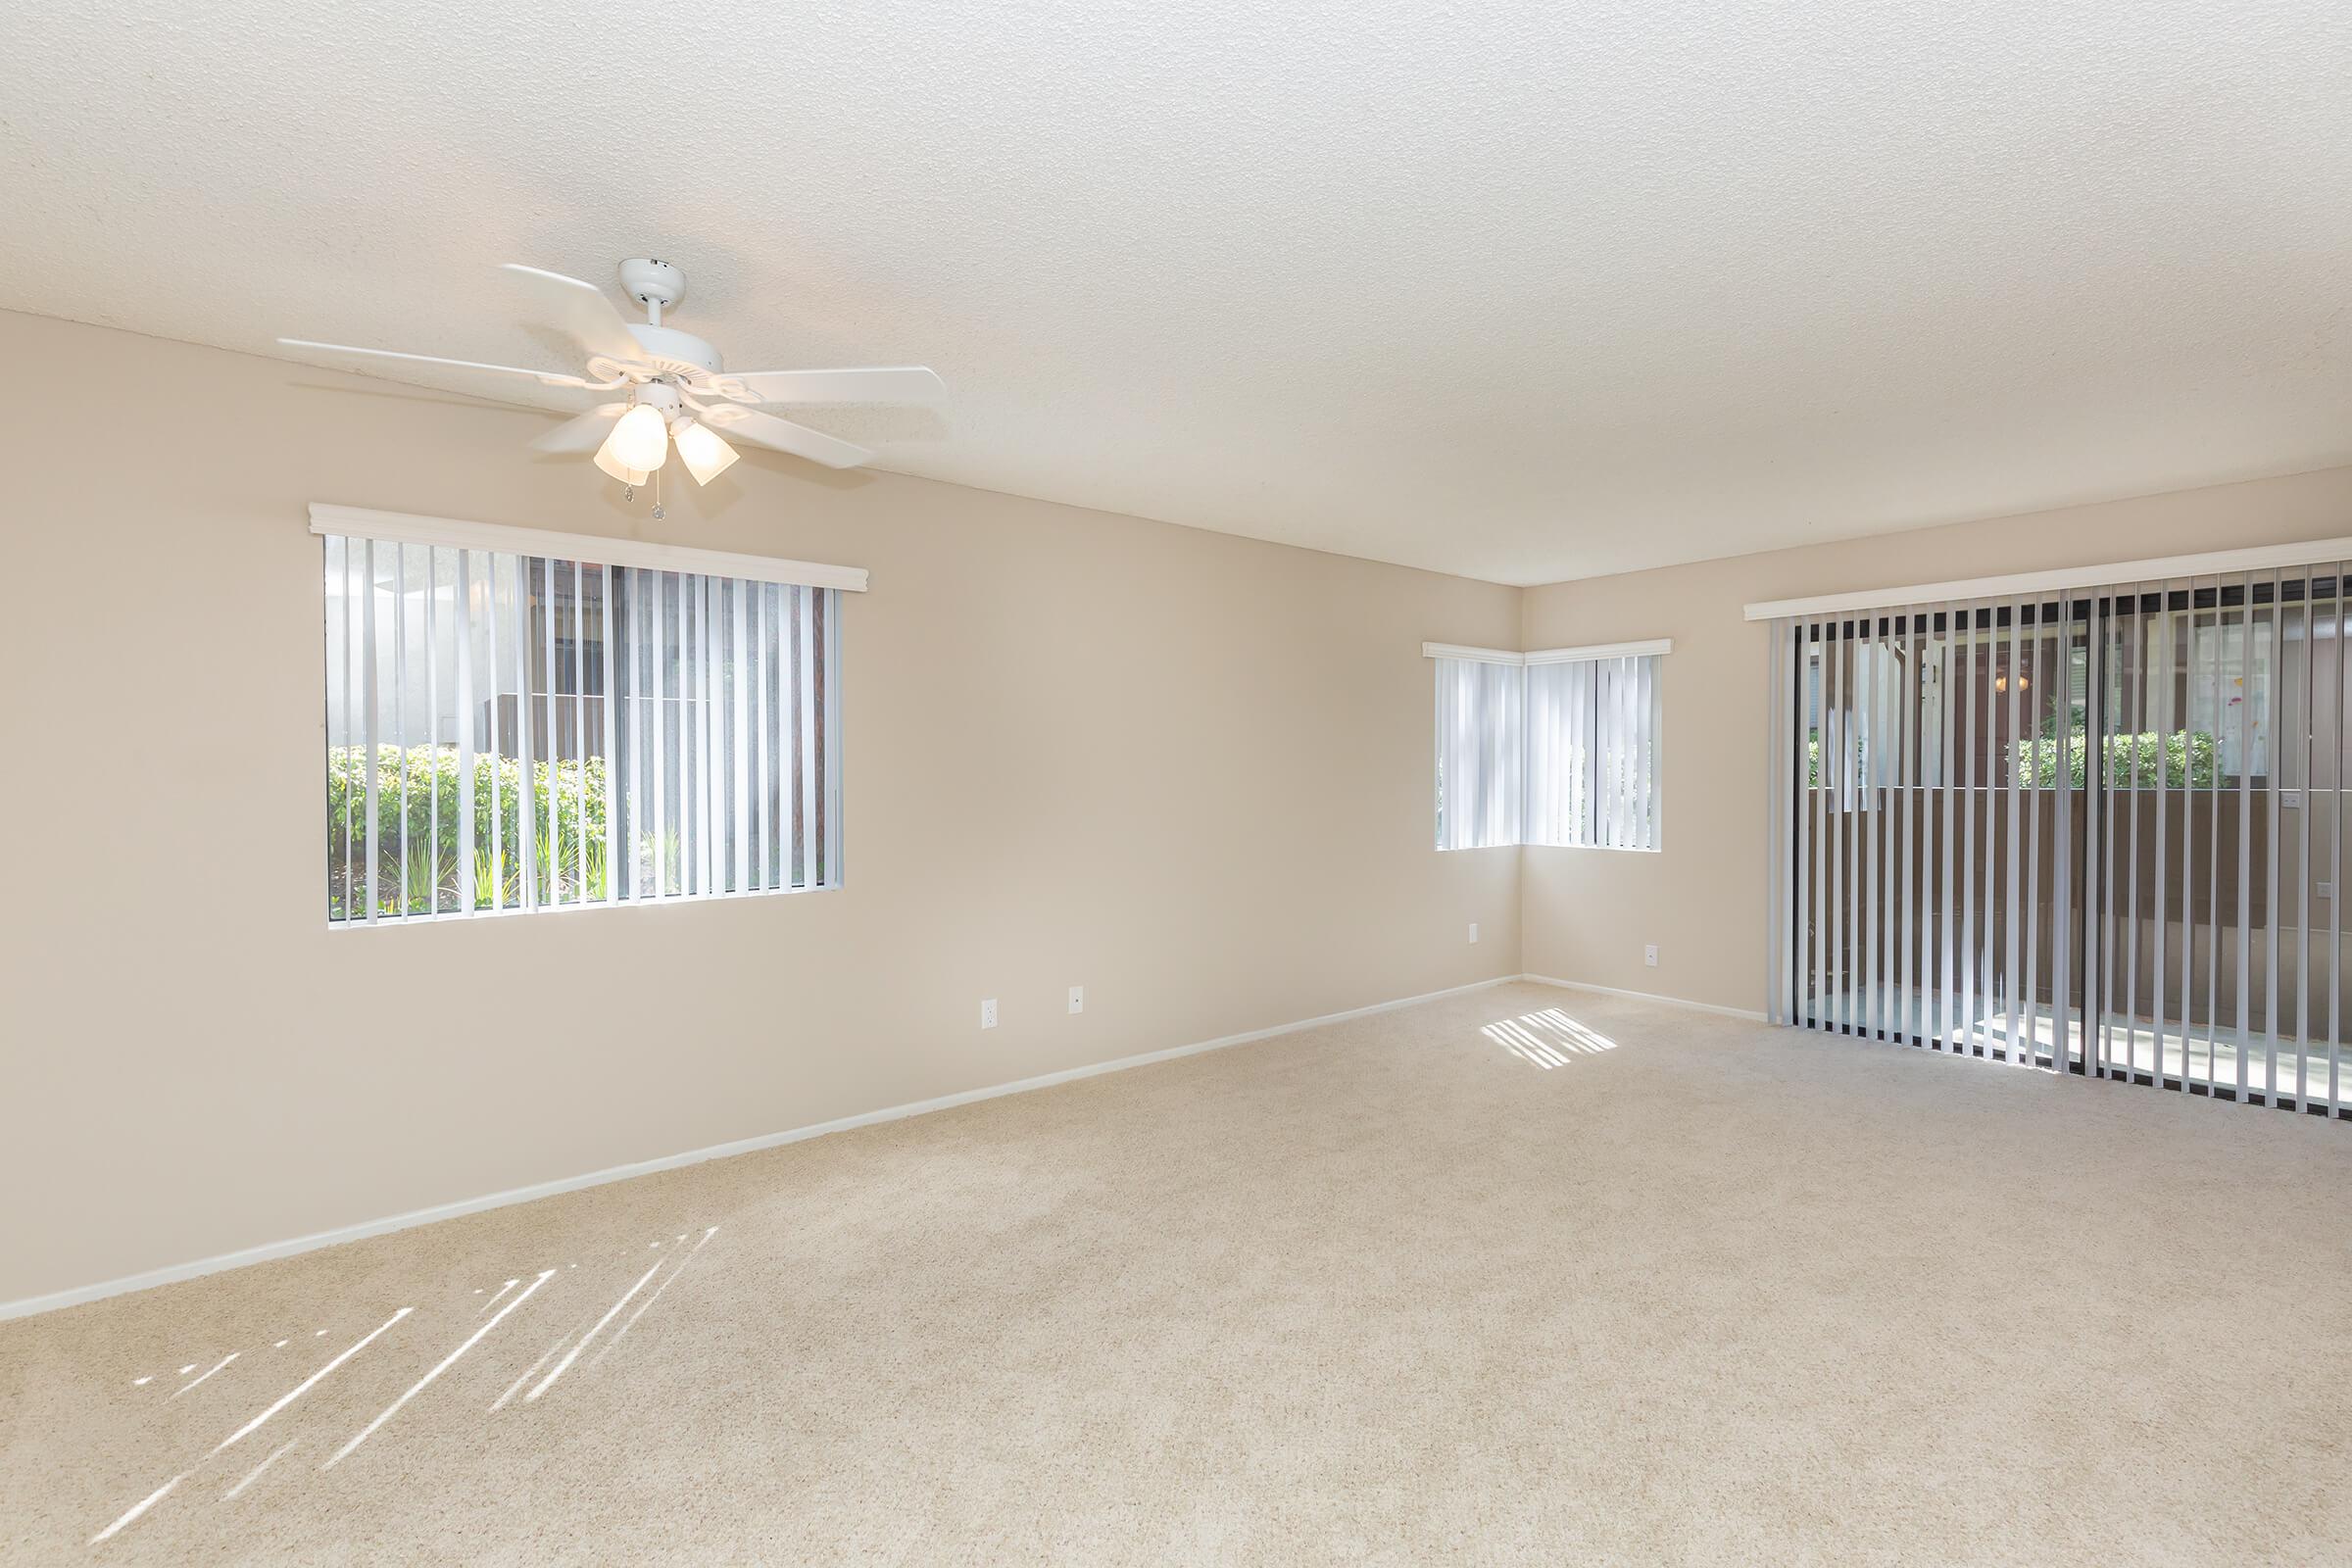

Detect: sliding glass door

[1764,570,2350,1119]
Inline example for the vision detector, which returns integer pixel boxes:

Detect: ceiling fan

[280,258,944,488]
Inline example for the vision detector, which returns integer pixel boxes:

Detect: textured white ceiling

[4,1,2348,583]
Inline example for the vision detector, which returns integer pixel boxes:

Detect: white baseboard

[0,973,1519,1323]
[1518,972,1767,1022]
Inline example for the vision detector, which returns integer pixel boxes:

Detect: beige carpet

[4,982,2348,1565]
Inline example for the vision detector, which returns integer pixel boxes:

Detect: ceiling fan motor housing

[616,259,720,371]
[625,322,724,374]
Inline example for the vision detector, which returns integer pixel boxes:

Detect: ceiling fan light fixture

[672,418,740,485]
[602,401,670,473]
[592,442,650,486]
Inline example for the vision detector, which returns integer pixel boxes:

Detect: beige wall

[1519,465,2352,1014]
[0,311,1521,1306]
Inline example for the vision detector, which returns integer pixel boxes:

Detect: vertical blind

[322,531,843,924]
[1434,647,1663,852]
[1527,655,1661,850]
[1435,655,1524,850]
[1765,569,2349,1118]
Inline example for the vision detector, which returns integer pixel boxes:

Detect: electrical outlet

[1644,944,1659,968]
[1468,922,1479,945]
[980,998,998,1029]
[1068,985,1085,1014]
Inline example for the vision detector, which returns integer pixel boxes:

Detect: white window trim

[1740,535,2352,623]
[1422,638,1673,665]
[309,504,869,594]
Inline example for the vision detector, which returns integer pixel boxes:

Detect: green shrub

[1806,729,2220,790]
[325,745,610,918]
[2013,730,2218,789]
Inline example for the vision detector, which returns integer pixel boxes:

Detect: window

[319,510,853,924]
[1429,642,1667,852]
[1526,653,1663,850]
[1434,655,1524,849]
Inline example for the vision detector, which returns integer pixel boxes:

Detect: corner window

[1431,643,1665,852]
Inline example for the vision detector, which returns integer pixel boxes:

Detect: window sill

[327,880,842,929]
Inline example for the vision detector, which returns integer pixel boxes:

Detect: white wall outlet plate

[1068,985,1085,1014]
[1468,922,1479,944]
[1644,944,1659,967]
[980,998,998,1029]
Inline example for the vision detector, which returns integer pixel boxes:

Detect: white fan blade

[730,367,946,405]
[700,406,875,469]
[502,265,644,362]
[277,338,596,390]
[529,404,629,453]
